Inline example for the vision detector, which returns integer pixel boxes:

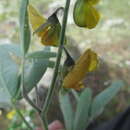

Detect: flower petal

[41,22,61,46]
[73,1,100,29]
[28,4,47,37]
[28,5,61,46]
[88,0,100,5]
[85,3,100,29]
[63,49,98,90]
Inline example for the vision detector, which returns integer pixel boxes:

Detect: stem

[21,56,41,113]
[35,85,40,107]
[21,57,43,126]
[40,114,48,130]
[41,0,71,123]
[19,0,44,128]
[12,101,33,130]
[22,85,41,113]
[20,57,33,130]
[21,55,25,94]
[16,109,33,130]
[72,90,79,101]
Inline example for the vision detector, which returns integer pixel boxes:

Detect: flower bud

[73,0,100,29]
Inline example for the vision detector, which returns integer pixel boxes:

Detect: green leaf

[24,59,51,93]
[73,88,92,130]
[59,92,74,130]
[0,44,21,107]
[0,44,55,102]
[43,46,51,51]
[90,80,124,120]
[19,0,31,54]
[47,60,55,68]
[23,46,56,94]
[0,89,11,108]
[0,44,55,103]
[26,50,57,59]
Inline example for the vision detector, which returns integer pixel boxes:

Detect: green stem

[21,57,33,130]
[12,101,33,130]
[41,0,71,124]
[72,90,79,101]
[16,109,33,130]
[21,55,25,95]
[21,58,42,129]
[40,114,48,130]
[21,57,41,113]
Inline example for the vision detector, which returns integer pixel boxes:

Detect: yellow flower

[28,4,61,46]
[63,49,98,90]
[6,110,16,120]
[73,0,100,29]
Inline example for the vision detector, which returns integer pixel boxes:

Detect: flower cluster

[28,2,100,90]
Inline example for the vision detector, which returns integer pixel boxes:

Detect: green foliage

[0,44,56,105]
[19,0,31,54]
[26,50,57,59]
[60,81,124,130]
[73,88,92,130]
[23,48,56,94]
[24,59,53,93]
[0,0,128,129]
[90,80,124,121]
[59,92,74,130]
[7,109,36,130]
[0,44,21,107]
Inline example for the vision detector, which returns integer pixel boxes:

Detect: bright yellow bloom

[63,49,98,90]
[28,4,61,46]
[73,0,100,29]
[6,110,16,120]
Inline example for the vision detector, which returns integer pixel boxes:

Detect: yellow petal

[63,49,98,90]
[28,4,47,37]
[41,23,61,46]
[88,0,100,5]
[28,4,61,46]
[73,1,100,29]
[75,82,85,90]
[85,3,100,29]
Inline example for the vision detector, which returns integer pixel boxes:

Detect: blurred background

[0,0,130,129]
